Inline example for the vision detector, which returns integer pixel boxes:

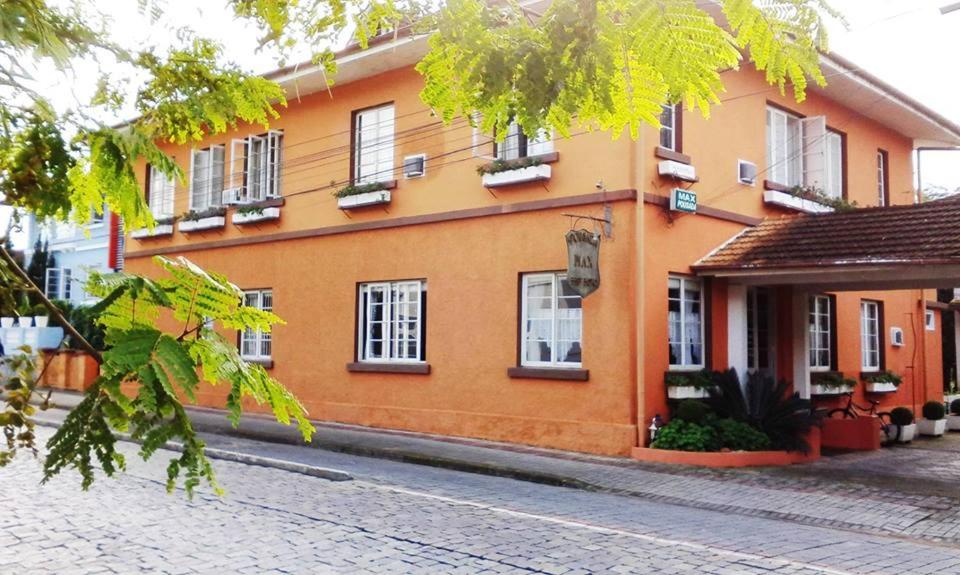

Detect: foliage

[787,185,859,212]
[181,206,227,222]
[922,401,945,421]
[0,349,46,466]
[708,370,818,453]
[951,399,960,416]
[333,181,390,198]
[864,370,902,387]
[890,407,914,427]
[476,156,543,176]
[664,370,714,389]
[235,205,265,216]
[714,418,771,452]
[651,419,720,452]
[812,371,856,390]
[674,400,712,425]
[42,256,314,495]
[51,300,107,352]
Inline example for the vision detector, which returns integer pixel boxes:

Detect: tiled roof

[694,197,960,271]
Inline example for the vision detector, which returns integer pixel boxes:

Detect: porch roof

[693,198,960,290]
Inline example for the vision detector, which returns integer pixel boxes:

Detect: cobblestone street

[4,427,960,574]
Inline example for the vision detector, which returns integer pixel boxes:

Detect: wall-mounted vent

[403,154,426,178]
[890,327,905,347]
[738,160,757,185]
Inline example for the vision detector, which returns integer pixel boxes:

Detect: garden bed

[632,429,820,467]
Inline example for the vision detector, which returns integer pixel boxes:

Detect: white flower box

[763,190,834,214]
[232,207,281,224]
[179,216,225,232]
[947,414,960,431]
[865,382,898,393]
[130,225,174,238]
[482,164,552,188]
[918,418,947,437]
[810,383,854,396]
[887,423,917,443]
[337,190,392,209]
[666,386,712,400]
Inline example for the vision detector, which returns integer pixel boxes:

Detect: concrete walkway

[35,389,960,545]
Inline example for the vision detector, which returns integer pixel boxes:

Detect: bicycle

[826,392,898,445]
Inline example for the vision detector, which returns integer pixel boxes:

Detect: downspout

[632,117,647,448]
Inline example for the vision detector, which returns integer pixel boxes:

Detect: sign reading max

[566,229,601,298]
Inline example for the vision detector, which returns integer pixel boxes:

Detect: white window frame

[354,104,395,185]
[189,145,225,211]
[822,130,844,200]
[357,280,425,363]
[860,300,881,372]
[243,131,283,202]
[877,150,887,207]
[809,295,832,372]
[659,104,676,151]
[520,273,583,369]
[147,165,175,219]
[494,121,553,161]
[44,268,72,301]
[241,289,273,360]
[926,309,936,331]
[668,276,704,370]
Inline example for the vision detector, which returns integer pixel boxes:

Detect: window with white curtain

[668,277,704,369]
[495,121,553,161]
[354,104,395,184]
[520,273,582,368]
[659,104,677,151]
[146,164,175,218]
[358,280,425,363]
[823,131,843,199]
[190,145,225,210]
[808,295,832,371]
[860,300,881,371]
[766,107,803,187]
[241,289,273,360]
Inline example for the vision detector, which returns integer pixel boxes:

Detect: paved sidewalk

[36,389,960,545]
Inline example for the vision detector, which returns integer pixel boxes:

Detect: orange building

[126,36,960,457]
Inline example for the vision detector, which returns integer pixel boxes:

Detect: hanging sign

[566,229,601,298]
[670,188,697,213]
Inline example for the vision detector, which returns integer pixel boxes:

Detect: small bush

[651,420,720,452]
[890,407,914,427]
[714,419,771,452]
[922,401,946,421]
[674,400,712,425]
[951,399,960,416]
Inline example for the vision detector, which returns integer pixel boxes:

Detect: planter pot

[666,386,712,400]
[481,164,552,188]
[232,207,281,224]
[945,394,960,405]
[337,190,392,209]
[810,383,854,396]
[130,224,174,238]
[763,190,834,214]
[16,317,32,328]
[178,217,225,232]
[33,316,48,328]
[918,418,947,437]
[865,382,898,393]
[947,414,960,431]
[887,423,917,443]
[0,317,14,328]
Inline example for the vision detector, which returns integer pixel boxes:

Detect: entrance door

[746,288,776,377]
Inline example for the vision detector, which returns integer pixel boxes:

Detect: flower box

[666,386,711,400]
[763,190,834,214]
[810,383,854,396]
[337,190,391,209]
[130,225,173,239]
[178,217,225,232]
[482,164,552,188]
[947,414,960,431]
[865,381,898,393]
[886,423,917,443]
[232,207,281,224]
[918,418,947,437]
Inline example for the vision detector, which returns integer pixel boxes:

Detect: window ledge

[179,216,226,233]
[654,147,692,165]
[762,187,834,214]
[244,358,274,369]
[232,207,281,224]
[507,367,589,382]
[347,362,430,375]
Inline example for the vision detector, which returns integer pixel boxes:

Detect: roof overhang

[696,261,960,292]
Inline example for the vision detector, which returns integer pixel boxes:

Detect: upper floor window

[353,104,395,185]
[241,289,273,360]
[668,276,703,369]
[227,132,283,203]
[766,107,844,199]
[877,149,889,206]
[766,107,802,187]
[45,268,71,301]
[659,104,679,151]
[494,121,553,161]
[190,145,225,210]
[145,164,175,219]
[89,205,105,226]
[808,294,833,371]
[520,273,582,368]
[357,280,426,363]
[860,300,882,371]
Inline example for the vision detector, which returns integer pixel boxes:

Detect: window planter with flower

[178,206,227,232]
[479,156,551,188]
[232,204,281,224]
[665,371,715,400]
[810,372,856,396]
[863,370,902,394]
[130,216,176,239]
[334,181,395,209]
[763,184,859,214]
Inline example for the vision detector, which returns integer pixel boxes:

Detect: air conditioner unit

[890,327,905,347]
[222,187,247,205]
[738,160,757,185]
[403,154,426,178]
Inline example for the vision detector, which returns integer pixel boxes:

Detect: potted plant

[334,182,392,209]
[478,157,551,188]
[0,317,14,328]
[888,407,916,443]
[864,370,901,393]
[16,316,33,328]
[947,399,960,432]
[232,204,281,224]
[918,401,947,437]
[178,206,227,232]
[665,371,714,400]
[810,372,856,396]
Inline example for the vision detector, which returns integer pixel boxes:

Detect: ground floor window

[860,300,882,371]
[358,280,426,363]
[241,289,273,360]
[808,294,832,371]
[668,276,703,369]
[747,288,772,374]
[520,273,582,367]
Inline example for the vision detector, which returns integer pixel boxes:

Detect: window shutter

[801,116,827,190]
[63,268,72,301]
[44,268,55,298]
[266,131,283,197]
[229,138,247,202]
[211,145,225,204]
[190,148,209,210]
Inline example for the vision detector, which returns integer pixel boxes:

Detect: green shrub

[951,399,960,416]
[674,400,712,425]
[813,372,856,390]
[890,407,914,426]
[864,370,902,386]
[922,401,945,421]
[664,370,713,389]
[651,420,720,452]
[714,418,771,452]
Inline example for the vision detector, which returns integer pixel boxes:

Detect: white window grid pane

[877,151,886,206]
[861,301,880,370]
[824,132,843,199]
[241,289,273,360]
[659,105,675,150]
[359,281,424,363]
[355,105,395,184]
[668,277,703,369]
[148,167,175,218]
[809,295,831,370]
[521,273,582,368]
